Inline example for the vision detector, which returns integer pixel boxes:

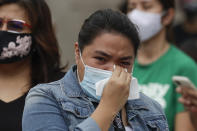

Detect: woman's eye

[143,4,153,10]
[127,7,133,13]
[120,62,131,66]
[94,57,106,62]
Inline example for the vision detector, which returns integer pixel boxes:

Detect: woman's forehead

[82,33,135,55]
[0,4,28,22]
[129,0,157,3]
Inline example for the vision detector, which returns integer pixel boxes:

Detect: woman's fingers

[191,106,197,113]
[126,73,132,85]
[112,65,131,87]
[186,88,197,99]
[119,67,128,81]
[176,87,182,94]
[112,65,122,77]
[179,97,191,105]
[189,97,197,106]
[101,66,131,113]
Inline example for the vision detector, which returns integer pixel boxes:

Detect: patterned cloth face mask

[0,31,33,64]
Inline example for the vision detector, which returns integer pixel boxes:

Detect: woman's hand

[91,65,131,131]
[100,65,131,113]
[176,86,197,130]
[176,87,197,112]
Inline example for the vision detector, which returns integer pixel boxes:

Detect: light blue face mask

[77,54,112,101]
[77,53,139,101]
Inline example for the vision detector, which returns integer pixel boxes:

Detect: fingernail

[176,87,181,92]
[131,67,134,73]
[113,65,116,70]
[124,68,128,72]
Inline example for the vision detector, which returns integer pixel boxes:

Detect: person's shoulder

[139,93,164,114]
[128,93,169,130]
[127,93,164,114]
[170,45,196,66]
[27,78,63,100]
[31,78,62,92]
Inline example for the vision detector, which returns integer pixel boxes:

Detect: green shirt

[133,45,197,131]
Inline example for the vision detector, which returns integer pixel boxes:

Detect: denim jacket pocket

[60,101,92,130]
[145,115,169,131]
[61,101,91,118]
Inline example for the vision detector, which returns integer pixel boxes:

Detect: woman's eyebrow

[94,50,112,58]
[120,56,133,61]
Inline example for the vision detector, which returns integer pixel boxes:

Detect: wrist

[91,101,118,130]
[99,101,118,119]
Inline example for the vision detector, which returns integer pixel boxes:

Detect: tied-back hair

[78,9,140,56]
[0,0,67,87]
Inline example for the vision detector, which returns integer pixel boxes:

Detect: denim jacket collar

[126,98,150,121]
[126,98,149,111]
[61,65,86,98]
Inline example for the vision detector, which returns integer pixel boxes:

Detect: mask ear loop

[79,49,86,66]
[77,68,81,82]
[131,66,134,76]
[77,49,86,82]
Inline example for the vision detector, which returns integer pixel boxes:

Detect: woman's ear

[74,42,80,65]
[162,8,175,26]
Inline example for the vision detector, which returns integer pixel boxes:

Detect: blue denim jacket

[22,65,169,131]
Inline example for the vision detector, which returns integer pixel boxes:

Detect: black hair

[180,39,197,63]
[119,0,175,13]
[78,9,140,56]
[0,0,66,87]
[159,0,175,10]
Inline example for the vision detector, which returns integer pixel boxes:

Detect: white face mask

[127,9,163,42]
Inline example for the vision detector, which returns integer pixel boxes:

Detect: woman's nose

[135,4,144,11]
[104,63,115,72]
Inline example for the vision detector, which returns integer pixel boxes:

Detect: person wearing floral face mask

[0,0,66,130]
[119,0,197,131]
[23,9,169,131]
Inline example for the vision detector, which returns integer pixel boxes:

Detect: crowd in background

[0,0,197,131]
